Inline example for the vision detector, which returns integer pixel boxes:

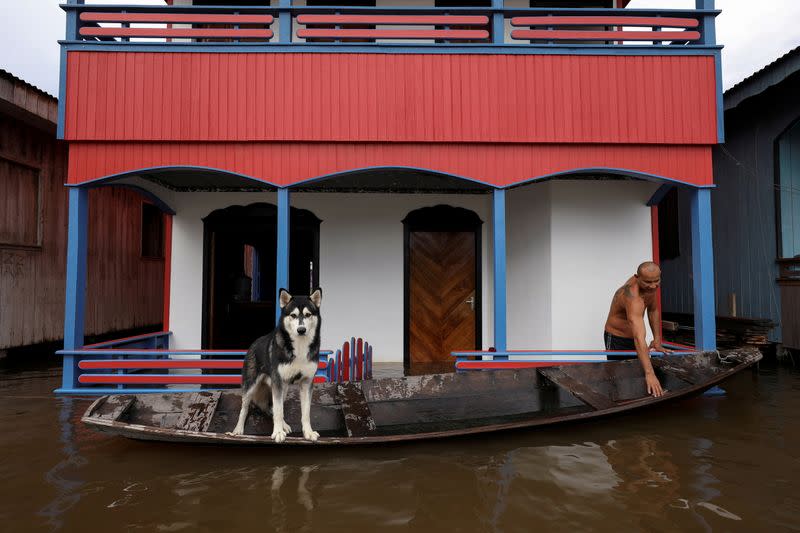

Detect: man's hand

[645,372,664,397]
[649,340,673,354]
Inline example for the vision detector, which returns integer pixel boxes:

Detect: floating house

[0,69,164,354]
[57,0,722,393]
[661,46,800,351]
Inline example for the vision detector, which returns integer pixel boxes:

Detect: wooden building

[661,46,800,350]
[0,69,164,353]
[56,0,723,393]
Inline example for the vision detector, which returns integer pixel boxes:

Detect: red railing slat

[456,361,584,369]
[79,28,273,39]
[78,374,241,385]
[79,359,242,370]
[297,15,487,25]
[80,12,274,24]
[510,30,700,41]
[510,16,698,28]
[297,29,489,40]
[77,359,328,370]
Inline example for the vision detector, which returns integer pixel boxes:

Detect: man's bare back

[603,262,669,397]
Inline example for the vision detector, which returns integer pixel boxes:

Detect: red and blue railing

[62,3,718,47]
[326,337,373,383]
[452,341,695,370]
[56,331,373,395]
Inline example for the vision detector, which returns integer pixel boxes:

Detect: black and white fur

[227,288,322,442]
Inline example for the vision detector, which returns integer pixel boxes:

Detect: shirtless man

[604,261,671,397]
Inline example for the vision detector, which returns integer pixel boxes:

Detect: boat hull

[81,349,761,446]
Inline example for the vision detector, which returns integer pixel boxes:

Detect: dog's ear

[279,288,292,309]
[310,288,322,308]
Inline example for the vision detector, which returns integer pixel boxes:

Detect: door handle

[465,296,475,310]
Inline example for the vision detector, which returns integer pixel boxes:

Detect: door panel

[409,231,477,364]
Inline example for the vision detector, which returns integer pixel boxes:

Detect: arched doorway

[202,203,321,349]
[403,205,483,370]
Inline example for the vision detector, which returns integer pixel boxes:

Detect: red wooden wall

[65,52,718,145]
[67,141,713,187]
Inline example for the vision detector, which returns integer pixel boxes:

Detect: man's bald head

[635,261,661,293]
[637,261,661,277]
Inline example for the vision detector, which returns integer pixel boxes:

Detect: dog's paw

[226,428,244,437]
[303,428,320,442]
[282,421,292,434]
[271,429,287,443]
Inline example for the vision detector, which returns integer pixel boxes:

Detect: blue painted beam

[491,0,504,44]
[279,0,292,43]
[646,183,673,206]
[493,189,507,355]
[695,0,716,46]
[690,187,716,351]
[276,188,290,325]
[62,42,722,56]
[61,187,89,391]
[58,0,84,139]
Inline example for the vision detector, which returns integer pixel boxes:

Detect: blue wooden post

[690,188,716,351]
[279,0,292,43]
[58,0,84,139]
[491,0,504,44]
[696,1,724,142]
[695,0,716,46]
[276,188,290,324]
[493,189,507,355]
[61,187,89,392]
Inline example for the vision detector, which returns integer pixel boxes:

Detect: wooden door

[408,231,477,364]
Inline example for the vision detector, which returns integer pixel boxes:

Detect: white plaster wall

[293,193,493,361]
[507,182,551,349]
[169,191,277,350]
[549,181,657,349]
[168,192,495,361]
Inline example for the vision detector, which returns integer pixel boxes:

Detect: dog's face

[279,288,322,339]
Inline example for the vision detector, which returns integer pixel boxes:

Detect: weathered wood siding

[0,113,164,350]
[660,73,800,342]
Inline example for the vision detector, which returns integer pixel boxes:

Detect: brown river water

[0,360,798,532]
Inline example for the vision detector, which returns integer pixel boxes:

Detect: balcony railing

[62,3,719,47]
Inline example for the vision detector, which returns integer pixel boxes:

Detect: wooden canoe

[81,348,761,446]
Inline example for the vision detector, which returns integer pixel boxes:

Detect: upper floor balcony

[59,1,723,188]
[63,1,718,50]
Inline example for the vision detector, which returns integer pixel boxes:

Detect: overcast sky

[0,0,798,97]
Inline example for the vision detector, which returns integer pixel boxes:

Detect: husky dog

[227,288,322,442]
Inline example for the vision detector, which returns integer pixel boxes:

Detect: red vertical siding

[67,142,713,187]
[65,51,718,145]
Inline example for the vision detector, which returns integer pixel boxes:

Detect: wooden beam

[336,382,377,437]
[538,367,616,411]
[175,391,221,432]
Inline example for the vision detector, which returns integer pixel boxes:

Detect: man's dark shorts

[604,331,635,361]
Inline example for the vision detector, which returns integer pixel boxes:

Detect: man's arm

[625,297,664,397]
[646,304,670,354]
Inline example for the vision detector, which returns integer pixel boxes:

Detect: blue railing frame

[55,330,336,394]
[60,3,720,46]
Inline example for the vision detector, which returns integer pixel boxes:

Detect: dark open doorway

[202,203,321,349]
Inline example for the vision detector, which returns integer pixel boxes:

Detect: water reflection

[1,363,799,531]
[38,398,87,529]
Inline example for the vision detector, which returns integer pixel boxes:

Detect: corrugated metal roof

[0,68,59,130]
[0,69,56,101]
[724,45,800,111]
